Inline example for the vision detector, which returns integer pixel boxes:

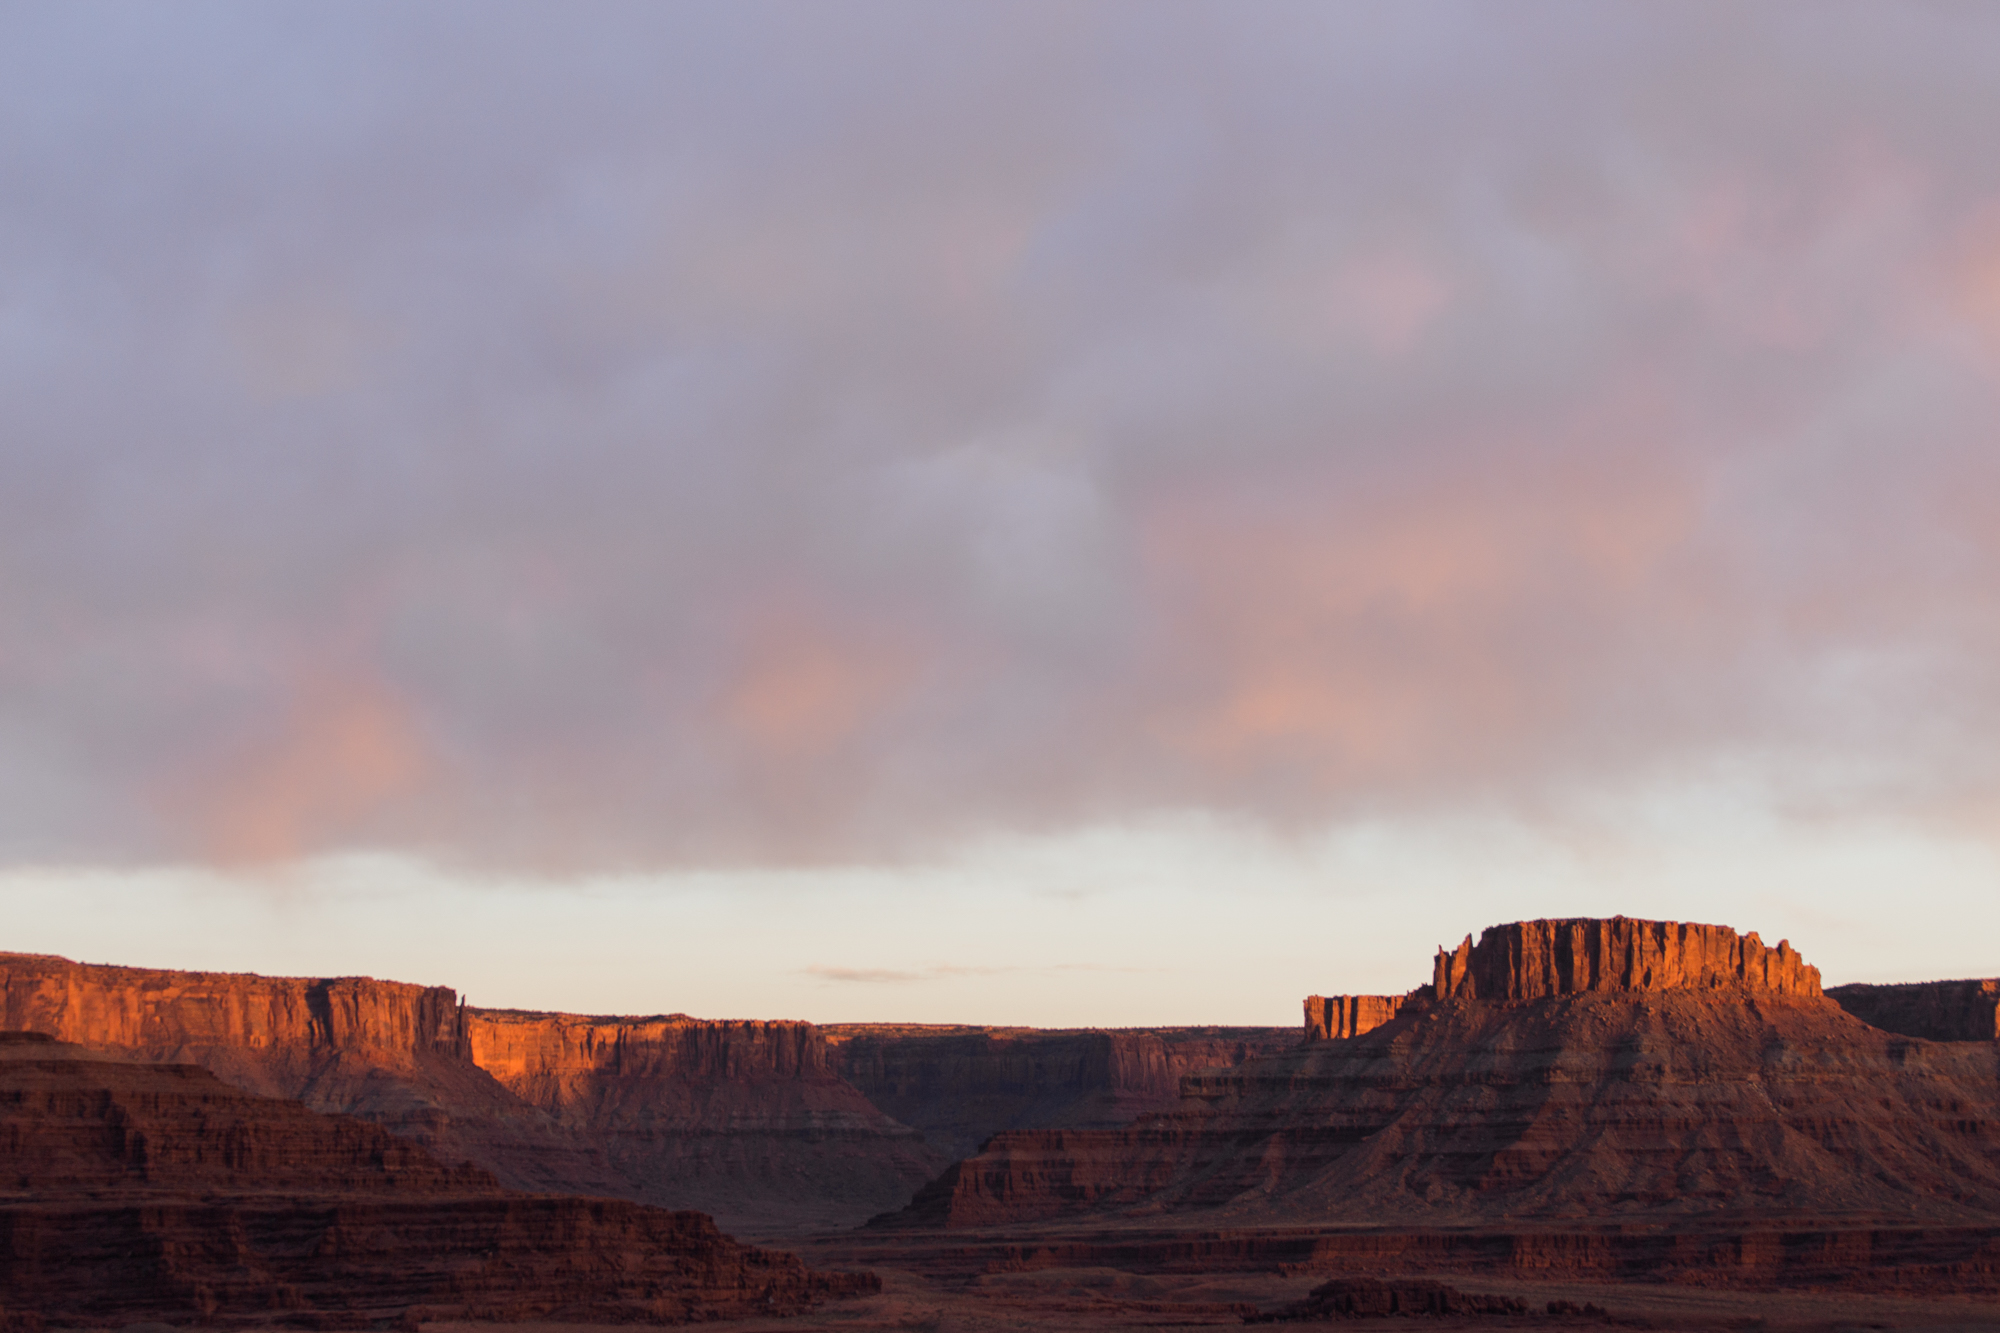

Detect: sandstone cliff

[1303,994,1413,1042]
[466,1008,945,1232]
[0,951,622,1199]
[0,1032,872,1326]
[0,952,942,1235]
[824,1025,1293,1162]
[884,919,2000,1235]
[0,954,469,1057]
[1829,979,2000,1042]
[1431,916,1821,1001]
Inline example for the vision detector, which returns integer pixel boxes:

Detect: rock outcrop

[466,1008,945,1232]
[0,952,942,1235]
[1430,917,1821,1001]
[1303,994,1413,1042]
[883,919,2000,1237]
[824,1025,1293,1162]
[1829,979,2000,1042]
[0,951,626,1199]
[0,1032,873,1326]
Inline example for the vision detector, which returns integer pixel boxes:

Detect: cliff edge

[1431,916,1821,1001]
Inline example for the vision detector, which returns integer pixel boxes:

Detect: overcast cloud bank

[4,2,2000,892]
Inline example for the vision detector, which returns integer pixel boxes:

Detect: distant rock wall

[468,1008,832,1100]
[1432,917,1821,1002]
[826,1025,1294,1162]
[1302,994,1414,1042]
[465,1008,946,1231]
[1828,979,2000,1042]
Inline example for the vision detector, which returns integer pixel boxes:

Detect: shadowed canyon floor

[6,917,2000,1328]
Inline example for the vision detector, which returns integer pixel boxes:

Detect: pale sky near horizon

[5,2,2000,1025]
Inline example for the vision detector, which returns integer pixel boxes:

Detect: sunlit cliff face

[3,4,2000,1020]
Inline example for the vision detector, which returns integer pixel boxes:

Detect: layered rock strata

[0,1033,873,1326]
[0,952,625,1199]
[824,1025,1293,1162]
[0,952,941,1234]
[1829,979,2000,1042]
[885,919,2000,1246]
[466,1008,945,1232]
[1303,994,1412,1042]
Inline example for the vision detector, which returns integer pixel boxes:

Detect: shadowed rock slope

[0,952,939,1234]
[467,1008,944,1232]
[0,1032,872,1327]
[823,1024,1294,1162]
[1831,978,2000,1042]
[887,917,2000,1232]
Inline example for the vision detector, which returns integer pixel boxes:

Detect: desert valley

[4,917,1999,1330]
[18,2,2000,1328]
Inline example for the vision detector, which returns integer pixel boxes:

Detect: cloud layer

[6,2,2000,870]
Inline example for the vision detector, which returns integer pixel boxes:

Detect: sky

[5,2,2000,1025]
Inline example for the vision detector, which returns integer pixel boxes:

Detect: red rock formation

[0,952,943,1234]
[466,1009,945,1232]
[824,1025,1294,1162]
[1431,917,1821,1001]
[0,951,467,1068]
[0,1030,491,1198]
[1302,994,1413,1042]
[1830,979,2000,1042]
[883,919,2000,1241]
[0,1032,873,1326]
[0,951,623,1199]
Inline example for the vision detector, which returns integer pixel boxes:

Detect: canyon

[0,951,940,1232]
[6,916,2000,1327]
[0,951,1286,1235]
[0,1031,871,1327]
[463,1007,944,1231]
